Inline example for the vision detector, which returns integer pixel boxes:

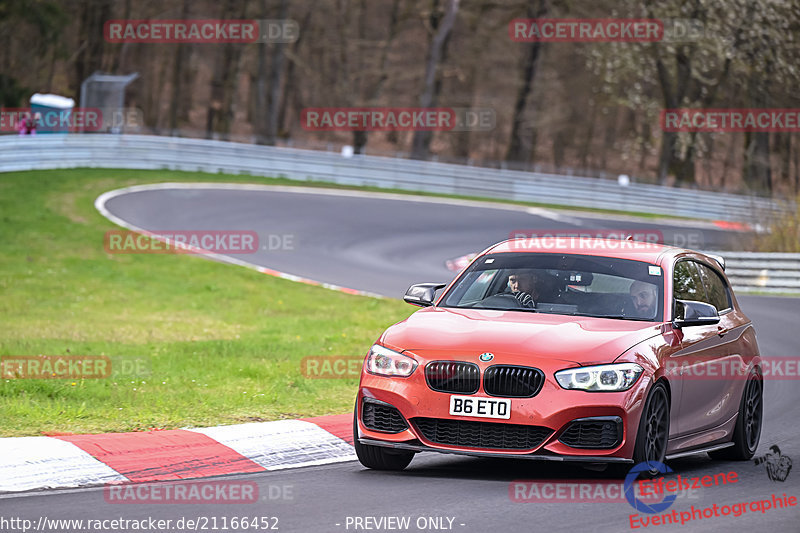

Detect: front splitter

[358,438,634,463]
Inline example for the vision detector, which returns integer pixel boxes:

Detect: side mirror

[673,299,720,328]
[404,283,447,307]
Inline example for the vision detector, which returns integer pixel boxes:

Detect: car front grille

[425,361,480,394]
[361,399,408,433]
[558,417,622,449]
[412,417,552,450]
[483,365,544,397]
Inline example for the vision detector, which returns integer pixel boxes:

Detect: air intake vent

[412,418,552,450]
[559,417,622,449]
[361,399,408,433]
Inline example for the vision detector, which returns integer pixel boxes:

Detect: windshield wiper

[569,312,652,321]
[465,305,537,312]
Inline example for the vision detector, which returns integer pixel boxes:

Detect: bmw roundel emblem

[479,352,494,362]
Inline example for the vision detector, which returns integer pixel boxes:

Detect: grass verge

[0,168,415,437]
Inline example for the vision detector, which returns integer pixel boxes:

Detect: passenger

[629,280,658,318]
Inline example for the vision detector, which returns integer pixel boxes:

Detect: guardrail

[2,134,797,294]
[0,134,783,222]
[712,252,800,294]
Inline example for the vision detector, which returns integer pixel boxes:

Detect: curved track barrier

[0,134,781,222]
[3,134,796,293]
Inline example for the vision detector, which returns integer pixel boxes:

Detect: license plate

[449,395,511,419]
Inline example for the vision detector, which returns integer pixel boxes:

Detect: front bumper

[356,361,651,462]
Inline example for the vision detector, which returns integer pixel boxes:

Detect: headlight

[555,363,643,392]
[365,344,418,377]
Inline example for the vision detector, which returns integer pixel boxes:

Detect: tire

[631,381,671,477]
[353,406,414,471]
[709,371,763,461]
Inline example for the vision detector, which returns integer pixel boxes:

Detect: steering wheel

[473,293,525,309]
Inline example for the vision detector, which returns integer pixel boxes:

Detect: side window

[696,263,731,311]
[673,261,706,303]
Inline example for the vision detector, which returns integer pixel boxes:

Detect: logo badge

[754,445,793,482]
[479,352,494,362]
[624,461,676,514]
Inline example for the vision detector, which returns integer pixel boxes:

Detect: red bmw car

[353,237,763,472]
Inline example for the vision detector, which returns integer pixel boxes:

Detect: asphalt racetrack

[4,184,798,533]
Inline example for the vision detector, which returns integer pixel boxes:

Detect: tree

[168,0,192,134]
[410,0,459,160]
[206,0,251,140]
[74,0,112,96]
[505,0,548,163]
[352,0,402,154]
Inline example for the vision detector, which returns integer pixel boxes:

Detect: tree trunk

[579,99,597,171]
[255,0,270,142]
[721,132,738,191]
[74,0,111,95]
[278,6,314,138]
[794,134,799,194]
[744,131,772,193]
[353,0,401,154]
[410,0,459,160]
[262,0,289,145]
[505,0,547,163]
[206,0,248,140]
[743,68,773,193]
[777,132,791,193]
[169,0,191,135]
[638,117,651,173]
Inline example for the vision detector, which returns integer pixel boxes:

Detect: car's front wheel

[631,381,670,476]
[709,370,762,461]
[353,407,415,471]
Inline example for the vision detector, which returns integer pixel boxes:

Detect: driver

[629,280,658,318]
[508,270,554,308]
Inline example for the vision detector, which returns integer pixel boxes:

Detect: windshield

[441,253,664,322]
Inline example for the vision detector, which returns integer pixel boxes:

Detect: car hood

[381,306,662,366]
